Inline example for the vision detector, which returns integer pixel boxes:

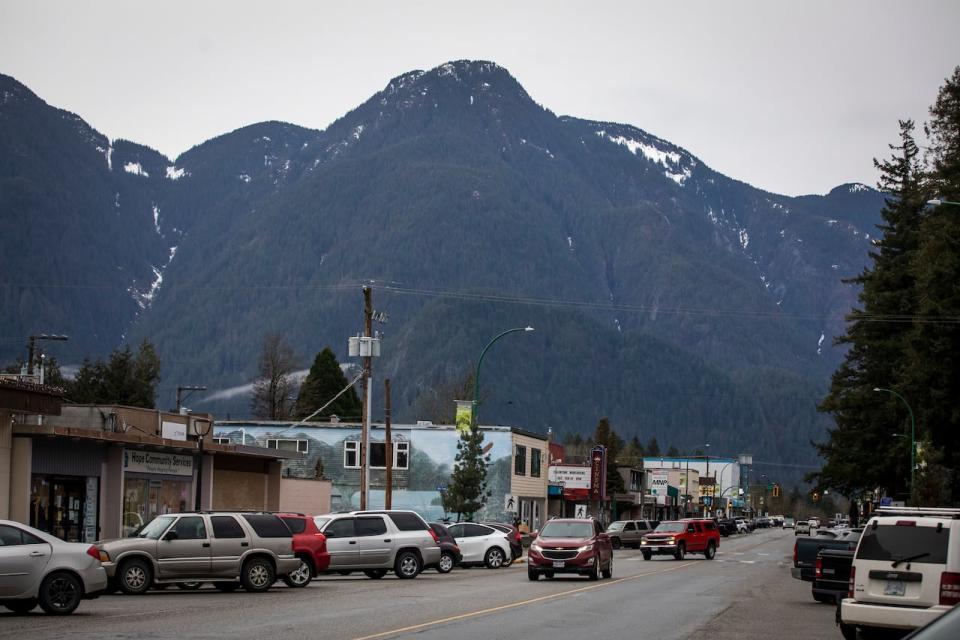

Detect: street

[0,529,838,639]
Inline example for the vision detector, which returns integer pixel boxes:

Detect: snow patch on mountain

[124,162,148,177]
[849,183,870,193]
[166,165,188,180]
[599,129,693,185]
[152,204,161,235]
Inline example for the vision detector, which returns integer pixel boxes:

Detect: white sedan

[0,520,108,615]
[445,523,512,569]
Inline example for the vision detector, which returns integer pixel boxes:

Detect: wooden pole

[385,378,392,509]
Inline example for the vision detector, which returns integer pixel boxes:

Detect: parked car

[277,513,330,588]
[314,510,441,579]
[605,519,655,548]
[734,518,750,534]
[426,522,462,573]
[527,518,613,581]
[445,522,511,569]
[795,520,811,535]
[640,519,720,560]
[792,528,861,585]
[716,518,739,536]
[480,521,522,561]
[814,547,854,605]
[98,512,299,594]
[757,517,771,528]
[0,520,107,615]
[840,507,960,639]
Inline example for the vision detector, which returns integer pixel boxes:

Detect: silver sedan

[0,519,108,615]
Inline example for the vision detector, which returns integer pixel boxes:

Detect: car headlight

[577,544,594,552]
[530,543,543,552]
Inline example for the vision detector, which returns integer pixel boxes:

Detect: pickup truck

[813,547,854,604]
[792,529,862,587]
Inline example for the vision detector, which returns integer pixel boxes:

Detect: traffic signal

[772,484,780,498]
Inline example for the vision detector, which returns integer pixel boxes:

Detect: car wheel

[282,559,313,588]
[176,582,203,590]
[641,551,652,561]
[437,552,456,574]
[118,557,153,595]
[213,582,239,592]
[364,569,388,579]
[602,556,613,579]
[3,598,38,614]
[611,537,622,550]
[527,567,539,581]
[704,542,716,560]
[240,557,275,593]
[674,543,685,561]
[394,551,421,579]
[38,572,83,615]
[484,547,506,569]
[588,556,600,581]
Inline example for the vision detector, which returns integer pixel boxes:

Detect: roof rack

[875,507,960,519]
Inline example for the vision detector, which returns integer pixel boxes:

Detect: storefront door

[30,475,98,543]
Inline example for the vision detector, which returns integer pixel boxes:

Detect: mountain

[0,62,888,483]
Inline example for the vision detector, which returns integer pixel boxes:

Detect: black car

[426,522,463,573]
[480,521,522,561]
[716,518,738,537]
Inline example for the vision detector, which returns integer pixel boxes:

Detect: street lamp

[26,334,69,377]
[927,198,960,207]
[471,326,534,429]
[874,387,916,500]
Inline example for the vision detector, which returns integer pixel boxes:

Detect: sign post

[589,446,606,522]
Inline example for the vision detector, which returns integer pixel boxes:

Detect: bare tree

[409,368,476,424]
[251,333,300,419]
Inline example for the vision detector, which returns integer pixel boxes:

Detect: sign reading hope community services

[124,451,193,476]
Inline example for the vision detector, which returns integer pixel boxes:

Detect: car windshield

[654,522,685,533]
[607,522,625,531]
[539,522,593,538]
[136,516,174,539]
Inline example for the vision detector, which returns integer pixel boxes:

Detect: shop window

[395,442,409,469]
[515,445,527,476]
[267,438,308,453]
[370,442,388,468]
[531,449,541,478]
[343,441,359,468]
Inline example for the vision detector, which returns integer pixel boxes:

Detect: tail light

[815,556,822,579]
[940,571,960,606]
[848,565,856,599]
[428,528,440,544]
[86,545,102,562]
[793,541,798,566]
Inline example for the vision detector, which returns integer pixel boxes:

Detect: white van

[840,507,960,639]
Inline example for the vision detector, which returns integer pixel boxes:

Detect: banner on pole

[455,400,473,433]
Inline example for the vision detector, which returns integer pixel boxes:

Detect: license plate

[552,561,565,568]
[884,580,905,596]
[649,546,660,551]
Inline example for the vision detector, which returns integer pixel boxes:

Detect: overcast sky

[1,1,958,196]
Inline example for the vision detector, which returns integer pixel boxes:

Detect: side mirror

[163,530,179,541]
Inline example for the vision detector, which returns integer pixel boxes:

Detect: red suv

[527,518,614,581]
[640,518,719,561]
[277,513,330,587]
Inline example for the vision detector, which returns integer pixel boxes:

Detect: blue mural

[213,422,514,522]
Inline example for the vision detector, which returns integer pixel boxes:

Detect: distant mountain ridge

[0,62,888,483]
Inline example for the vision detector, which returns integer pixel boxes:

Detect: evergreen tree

[295,347,361,420]
[67,341,161,408]
[646,436,661,457]
[904,66,960,503]
[594,418,626,495]
[666,445,680,457]
[816,120,927,499]
[444,425,491,521]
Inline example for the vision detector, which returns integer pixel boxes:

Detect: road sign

[436,484,447,493]
[504,494,517,512]
[880,496,893,506]
[574,504,587,518]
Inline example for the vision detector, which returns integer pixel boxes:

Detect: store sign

[124,450,193,476]
[589,446,606,501]
[548,465,591,490]
[161,421,187,441]
[649,469,669,495]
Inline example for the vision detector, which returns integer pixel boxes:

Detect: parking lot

[0,529,842,640]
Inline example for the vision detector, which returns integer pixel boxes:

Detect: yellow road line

[351,561,697,640]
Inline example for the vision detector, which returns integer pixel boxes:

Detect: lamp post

[874,387,916,500]
[471,326,534,428]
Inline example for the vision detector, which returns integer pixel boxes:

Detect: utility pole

[26,334,68,378]
[385,378,392,509]
[176,385,207,413]
[359,286,373,510]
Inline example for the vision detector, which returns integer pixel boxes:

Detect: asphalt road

[0,528,841,640]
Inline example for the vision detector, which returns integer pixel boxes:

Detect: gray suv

[98,512,300,594]
[606,519,655,549]
[314,510,441,579]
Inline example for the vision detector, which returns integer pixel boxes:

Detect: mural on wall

[214,423,513,522]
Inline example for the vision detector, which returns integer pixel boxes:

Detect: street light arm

[472,327,534,411]
[874,387,917,502]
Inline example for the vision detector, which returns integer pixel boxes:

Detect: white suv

[840,507,960,638]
